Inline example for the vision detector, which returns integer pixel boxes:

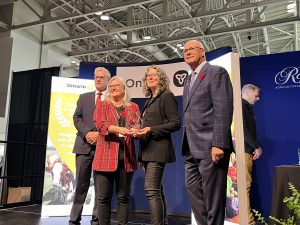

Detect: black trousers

[144,161,168,225]
[69,149,98,225]
[185,153,229,225]
[94,161,133,225]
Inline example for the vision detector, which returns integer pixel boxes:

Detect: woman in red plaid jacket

[93,76,140,225]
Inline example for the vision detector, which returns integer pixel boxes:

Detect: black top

[116,105,125,160]
[242,98,259,153]
[140,90,180,163]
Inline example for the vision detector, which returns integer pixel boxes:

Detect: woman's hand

[138,127,151,136]
[130,128,140,138]
[118,127,131,136]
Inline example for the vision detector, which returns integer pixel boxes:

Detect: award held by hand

[125,107,142,136]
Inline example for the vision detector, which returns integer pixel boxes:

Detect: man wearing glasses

[181,40,234,225]
[69,67,110,225]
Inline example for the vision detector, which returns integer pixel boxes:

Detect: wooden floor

[0,204,190,225]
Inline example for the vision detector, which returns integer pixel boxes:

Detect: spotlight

[143,35,151,40]
[247,32,252,41]
[100,15,110,21]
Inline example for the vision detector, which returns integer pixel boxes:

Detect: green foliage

[283,183,300,220]
[252,183,300,225]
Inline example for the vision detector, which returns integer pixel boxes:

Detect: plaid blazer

[182,63,234,159]
[93,100,140,172]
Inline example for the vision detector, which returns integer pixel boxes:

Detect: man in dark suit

[182,39,234,225]
[241,84,262,225]
[69,67,110,225]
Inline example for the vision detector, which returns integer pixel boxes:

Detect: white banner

[117,53,232,98]
[42,77,95,217]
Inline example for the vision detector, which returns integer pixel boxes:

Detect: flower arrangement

[253,182,300,225]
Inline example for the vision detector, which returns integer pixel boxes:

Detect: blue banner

[240,51,300,218]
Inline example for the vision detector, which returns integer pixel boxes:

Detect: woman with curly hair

[138,65,180,225]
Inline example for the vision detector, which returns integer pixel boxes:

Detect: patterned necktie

[96,92,102,105]
[189,71,197,91]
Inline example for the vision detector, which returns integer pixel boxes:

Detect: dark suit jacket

[242,98,259,153]
[73,91,96,155]
[182,63,234,159]
[140,90,180,163]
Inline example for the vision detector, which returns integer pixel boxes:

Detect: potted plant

[253,183,300,225]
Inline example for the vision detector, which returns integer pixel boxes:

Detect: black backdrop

[2,67,59,204]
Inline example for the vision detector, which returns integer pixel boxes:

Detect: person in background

[241,84,263,225]
[181,39,234,225]
[138,65,180,225]
[69,67,110,225]
[93,76,140,225]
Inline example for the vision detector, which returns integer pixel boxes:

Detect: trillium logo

[173,70,188,87]
[275,67,300,89]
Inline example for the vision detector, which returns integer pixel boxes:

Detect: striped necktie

[189,71,197,91]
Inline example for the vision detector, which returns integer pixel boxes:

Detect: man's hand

[211,147,224,163]
[85,131,99,145]
[253,147,262,160]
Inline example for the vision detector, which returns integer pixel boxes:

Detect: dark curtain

[4,67,59,203]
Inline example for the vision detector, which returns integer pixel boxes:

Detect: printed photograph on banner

[42,77,95,216]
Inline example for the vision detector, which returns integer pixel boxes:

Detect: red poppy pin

[199,73,205,79]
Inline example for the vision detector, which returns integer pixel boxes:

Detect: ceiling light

[100,15,110,21]
[179,46,184,50]
[94,11,103,16]
[143,35,151,40]
[176,43,183,47]
[70,60,76,64]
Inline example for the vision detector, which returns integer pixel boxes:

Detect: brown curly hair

[142,65,170,97]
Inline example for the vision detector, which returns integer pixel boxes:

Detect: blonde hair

[142,65,170,97]
[105,76,131,104]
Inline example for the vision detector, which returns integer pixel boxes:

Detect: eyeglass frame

[108,83,123,89]
[183,47,204,54]
[146,73,159,78]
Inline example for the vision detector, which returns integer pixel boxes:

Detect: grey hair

[105,76,131,104]
[142,65,170,97]
[242,84,260,96]
[94,67,111,79]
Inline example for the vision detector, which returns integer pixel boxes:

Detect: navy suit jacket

[73,91,96,154]
[182,63,234,159]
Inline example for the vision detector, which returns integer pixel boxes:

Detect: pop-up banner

[42,77,95,217]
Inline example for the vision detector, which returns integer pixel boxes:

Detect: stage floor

[0,204,190,225]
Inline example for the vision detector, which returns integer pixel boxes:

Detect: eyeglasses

[183,47,204,54]
[109,84,122,88]
[146,74,158,78]
[94,76,107,80]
